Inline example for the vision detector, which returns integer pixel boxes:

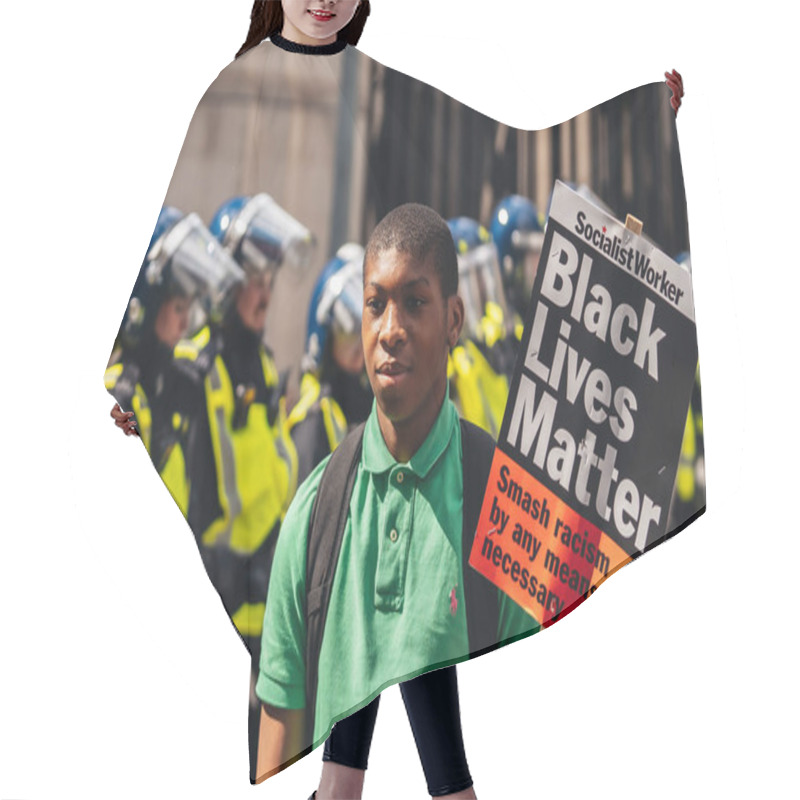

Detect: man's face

[154,294,191,349]
[362,247,463,431]
[236,270,274,334]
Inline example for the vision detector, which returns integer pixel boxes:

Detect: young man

[255,203,536,791]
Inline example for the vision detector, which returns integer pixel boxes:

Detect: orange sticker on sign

[468,448,631,626]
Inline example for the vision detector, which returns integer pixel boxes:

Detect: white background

[1,1,797,798]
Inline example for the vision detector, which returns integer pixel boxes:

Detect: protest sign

[469,180,698,626]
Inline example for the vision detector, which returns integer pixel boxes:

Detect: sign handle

[625,213,643,235]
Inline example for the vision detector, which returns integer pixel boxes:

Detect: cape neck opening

[269,31,348,55]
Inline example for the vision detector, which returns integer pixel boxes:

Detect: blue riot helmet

[210,192,316,279]
[303,242,365,374]
[447,217,511,345]
[122,206,245,348]
[490,195,545,314]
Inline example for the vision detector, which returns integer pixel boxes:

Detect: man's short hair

[364,203,458,299]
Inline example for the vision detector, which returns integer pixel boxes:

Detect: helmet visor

[457,241,512,341]
[233,193,316,278]
[152,213,245,326]
[317,258,364,336]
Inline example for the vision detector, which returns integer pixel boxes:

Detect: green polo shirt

[256,394,537,746]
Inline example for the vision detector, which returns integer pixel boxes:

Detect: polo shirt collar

[362,394,456,480]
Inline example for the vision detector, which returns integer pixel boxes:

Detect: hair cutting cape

[105,36,705,783]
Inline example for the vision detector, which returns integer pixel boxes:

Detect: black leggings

[322,665,472,797]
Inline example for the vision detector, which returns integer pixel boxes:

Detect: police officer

[446,216,513,438]
[174,192,312,780]
[106,206,244,514]
[669,253,705,529]
[288,242,373,484]
[172,193,313,645]
[489,193,546,346]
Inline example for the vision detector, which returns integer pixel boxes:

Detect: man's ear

[447,293,464,350]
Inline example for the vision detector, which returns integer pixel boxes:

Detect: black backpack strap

[459,418,500,659]
[303,421,366,742]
